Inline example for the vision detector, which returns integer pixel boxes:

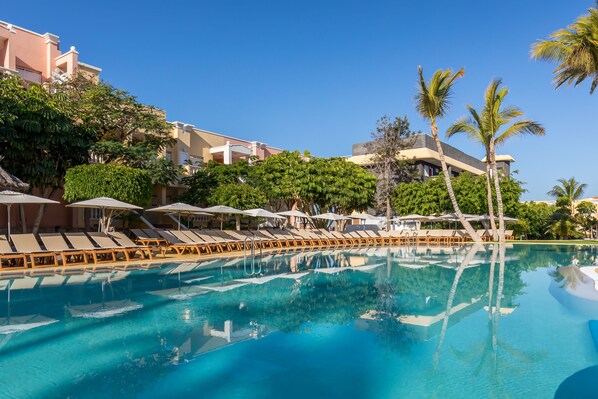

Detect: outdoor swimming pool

[0,244,597,398]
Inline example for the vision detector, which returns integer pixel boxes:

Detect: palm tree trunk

[493,245,506,352]
[485,161,498,241]
[430,121,483,243]
[489,140,505,243]
[487,244,497,320]
[434,244,483,368]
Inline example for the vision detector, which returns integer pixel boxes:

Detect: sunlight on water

[0,244,597,398]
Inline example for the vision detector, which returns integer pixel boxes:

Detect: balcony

[16,67,42,84]
[183,164,202,175]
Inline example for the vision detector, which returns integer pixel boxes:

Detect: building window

[189,155,203,165]
[423,164,438,177]
[16,67,42,84]
[165,151,172,161]
[179,149,189,165]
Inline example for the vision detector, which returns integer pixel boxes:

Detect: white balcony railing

[183,164,202,175]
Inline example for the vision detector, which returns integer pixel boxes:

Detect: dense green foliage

[393,173,524,217]
[576,201,598,236]
[53,74,180,185]
[0,74,98,232]
[180,151,377,215]
[64,164,153,206]
[209,183,267,210]
[545,177,595,239]
[514,202,556,239]
[0,74,95,195]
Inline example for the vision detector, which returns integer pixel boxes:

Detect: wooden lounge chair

[205,230,246,250]
[377,230,396,246]
[267,228,302,247]
[39,233,87,267]
[11,234,58,268]
[88,232,148,262]
[262,229,293,248]
[505,230,514,240]
[201,230,245,251]
[109,232,155,260]
[282,229,310,247]
[143,229,171,245]
[362,230,384,246]
[130,229,166,246]
[317,230,343,247]
[249,230,282,249]
[347,231,367,246]
[0,235,28,269]
[155,230,202,255]
[221,230,265,250]
[293,229,324,248]
[64,232,116,264]
[186,230,227,253]
[169,230,212,254]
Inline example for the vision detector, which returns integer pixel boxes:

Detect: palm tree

[415,66,482,243]
[447,80,545,242]
[547,177,587,215]
[531,7,598,94]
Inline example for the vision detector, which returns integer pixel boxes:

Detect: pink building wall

[0,20,100,83]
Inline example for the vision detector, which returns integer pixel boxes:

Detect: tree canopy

[0,74,97,232]
[366,115,417,228]
[53,74,180,185]
[64,164,153,206]
[393,172,524,217]
[179,151,376,215]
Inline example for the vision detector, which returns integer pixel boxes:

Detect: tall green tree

[447,79,544,241]
[531,6,598,93]
[415,66,482,242]
[547,177,587,216]
[250,151,308,211]
[322,157,377,215]
[0,74,96,233]
[515,202,556,240]
[575,201,598,238]
[53,74,180,185]
[366,115,417,230]
[393,172,524,219]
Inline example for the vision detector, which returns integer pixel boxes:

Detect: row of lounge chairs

[0,227,514,270]
[0,232,154,269]
[129,228,515,255]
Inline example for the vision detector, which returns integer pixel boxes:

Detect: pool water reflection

[0,244,597,398]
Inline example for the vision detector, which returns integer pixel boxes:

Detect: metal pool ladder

[243,236,263,275]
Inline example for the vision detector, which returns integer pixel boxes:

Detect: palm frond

[495,121,545,145]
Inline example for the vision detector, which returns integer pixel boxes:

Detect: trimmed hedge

[64,163,152,206]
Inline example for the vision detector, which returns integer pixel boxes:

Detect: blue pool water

[1,244,598,398]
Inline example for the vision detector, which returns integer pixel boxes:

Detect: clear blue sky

[4,0,597,200]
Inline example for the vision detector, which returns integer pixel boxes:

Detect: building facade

[168,122,282,174]
[349,134,514,180]
[0,20,100,84]
[151,122,284,221]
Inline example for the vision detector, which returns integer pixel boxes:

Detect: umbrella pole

[178,213,181,231]
[7,204,11,242]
